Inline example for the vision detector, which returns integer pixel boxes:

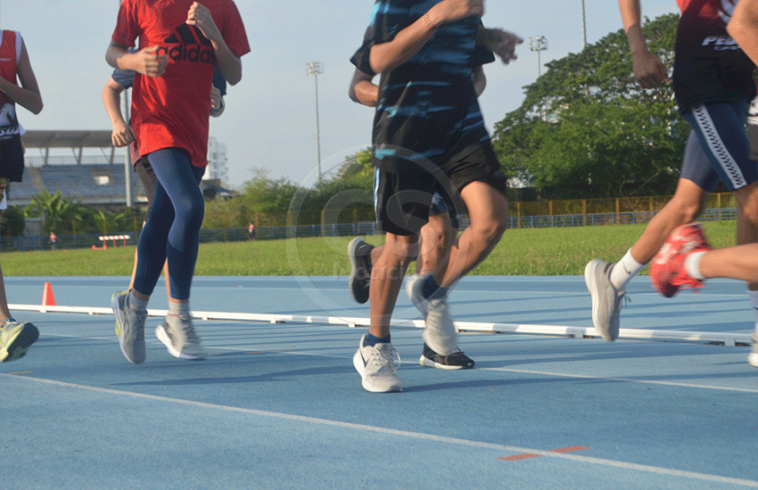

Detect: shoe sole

[155,324,206,361]
[0,324,39,362]
[584,260,616,341]
[352,349,402,393]
[347,238,369,304]
[749,353,758,368]
[419,355,470,370]
[111,291,145,364]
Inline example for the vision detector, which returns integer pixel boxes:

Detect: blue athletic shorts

[682,100,757,192]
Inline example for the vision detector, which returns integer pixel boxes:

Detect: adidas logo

[158,24,215,64]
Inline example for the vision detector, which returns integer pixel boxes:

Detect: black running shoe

[419,343,474,370]
[348,237,374,304]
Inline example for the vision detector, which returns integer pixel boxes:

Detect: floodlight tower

[580,0,587,49]
[529,36,548,77]
[306,61,324,183]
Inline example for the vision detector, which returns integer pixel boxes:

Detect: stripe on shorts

[690,104,746,189]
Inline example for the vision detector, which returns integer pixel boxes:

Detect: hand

[483,28,522,65]
[632,50,668,89]
[111,120,135,147]
[186,2,222,44]
[211,86,222,110]
[432,0,485,24]
[134,45,168,78]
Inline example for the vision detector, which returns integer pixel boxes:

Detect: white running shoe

[406,273,458,355]
[584,259,625,341]
[156,314,206,360]
[0,320,39,363]
[111,290,147,364]
[749,331,758,368]
[353,334,402,393]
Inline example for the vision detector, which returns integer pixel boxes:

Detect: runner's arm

[0,40,42,114]
[728,0,758,67]
[618,0,667,88]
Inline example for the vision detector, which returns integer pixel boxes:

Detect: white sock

[128,291,149,313]
[684,251,707,280]
[748,289,758,323]
[610,249,645,290]
[168,301,190,316]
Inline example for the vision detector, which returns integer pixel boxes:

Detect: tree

[0,206,26,237]
[492,13,686,199]
[25,189,88,234]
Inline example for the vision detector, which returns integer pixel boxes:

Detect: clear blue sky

[2,1,679,189]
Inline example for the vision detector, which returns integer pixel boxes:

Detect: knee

[472,214,508,246]
[175,196,205,228]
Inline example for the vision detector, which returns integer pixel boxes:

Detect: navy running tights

[133,148,205,301]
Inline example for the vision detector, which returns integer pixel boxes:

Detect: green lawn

[0,221,740,277]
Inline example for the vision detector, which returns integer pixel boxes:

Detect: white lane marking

[2,373,757,487]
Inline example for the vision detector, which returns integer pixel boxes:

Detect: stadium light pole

[580,0,587,49]
[306,61,323,183]
[529,36,548,77]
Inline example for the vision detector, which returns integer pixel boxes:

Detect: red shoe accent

[650,223,712,298]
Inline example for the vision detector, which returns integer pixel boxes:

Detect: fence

[0,205,739,253]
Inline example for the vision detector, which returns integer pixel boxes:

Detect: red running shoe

[650,223,712,298]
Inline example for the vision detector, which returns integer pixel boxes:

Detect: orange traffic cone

[42,282,56,306]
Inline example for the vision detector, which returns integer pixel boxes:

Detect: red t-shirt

[112,0,250,167]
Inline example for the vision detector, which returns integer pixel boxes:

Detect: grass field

[0,221,741,277]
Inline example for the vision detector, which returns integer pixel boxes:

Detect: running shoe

[353,334,402,393]
[584,259,625,341]
[0,320,39,362]
[347,237,374,304]
[112,290,146,364]
[649,223,712,298]
[749,331,758,369]
[419,343,474,370]
[155,314,206,360]
[406,273,459,356]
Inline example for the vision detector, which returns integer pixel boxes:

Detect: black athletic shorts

[374,143,507,236]
[0,134,25,182]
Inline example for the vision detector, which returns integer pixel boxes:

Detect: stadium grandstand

[8,130,231,208]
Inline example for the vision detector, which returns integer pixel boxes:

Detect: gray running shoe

[155,314,206,360]
[749,331,758,368]
[348,237,374,304]
[0,320,39,362]
[584,259,625,341]
[406,273,458,356]
[111,290,146,364]
[352,334,402,393]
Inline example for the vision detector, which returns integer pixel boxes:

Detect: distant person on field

[248,220,255,240]
[49,231,57,250]
[107,0,249,364]
[0,28,42,362]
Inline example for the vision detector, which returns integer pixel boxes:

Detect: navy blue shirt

[352,0,495,172]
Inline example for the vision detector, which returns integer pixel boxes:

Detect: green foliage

[202,151,375,229]
[0,206,26,237]
[25,189,88,234]
[493,13,685,199]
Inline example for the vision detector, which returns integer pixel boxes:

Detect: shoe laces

[175,315,200,343]
[366,343,401,374]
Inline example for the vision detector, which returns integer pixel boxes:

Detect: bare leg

[630,178,707,264]
[440,182,508,289]
[0,264,14,321]
[369,233,418,338]
[416,213,454,284]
